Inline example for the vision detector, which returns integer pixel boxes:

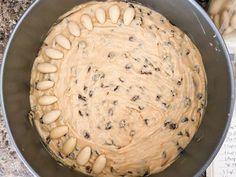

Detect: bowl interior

[1,0,234,177]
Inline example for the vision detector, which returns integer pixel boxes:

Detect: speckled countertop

[0,1,34,176]
[0,1,209,177]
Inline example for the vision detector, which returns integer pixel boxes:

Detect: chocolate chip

[140,70,152,75]
[119,77,125,83]
[160,18,165,23]
[197,93,203,100]
[95,150,100,156]
[147,11,152,16]
[46,136,51,144]
[87,66,91,73]
[83,85,88,91]
[129,3,135,8]
[185,130,190,137]
[85,166,92,173]
[110,167,115,173]
[108,52,115,59]
[144,119,149,126]
[181,117,189,123]
[83,131,90,139]
[5,140,9,146]
[197,108,202,113]
[105,139,114,146]
[125,63,133,69]
[194,65,200,73]
[101,83,109,88]
[78,94,87,102]
[113,86,119,91]
[130,130,136,136]
[39,117,44,124]
[105,121,113,130]
[176,143,186,156]
[186,49,190,55]
[67,152,76,160]
[143,170,150,177]
[162,102,170,109]
[177,78,183,85]
[28,111,35,119]
[156,95,161,101]
[131,95,140,102]
[164,121,178,130]
[164,41,172,45]
[78,110,83,117]
[177,131,183,136]
[58,152,64,159]
[89,90,93,97]
[113,100,118,105]
[138,105,144,110]
[108,108,114,116]
[178,146,184,153]
[149,24,159,31]
[129,36,135,42]
[162,151,167,158]
[170,123,178,129]
[119,120,127,128]
[184,97,192,107]
[171,90,177,97]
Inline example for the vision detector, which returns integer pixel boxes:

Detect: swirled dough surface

[30,1,207,177]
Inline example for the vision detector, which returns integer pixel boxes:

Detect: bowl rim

[0,0,235,177]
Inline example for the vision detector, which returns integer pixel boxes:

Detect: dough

[30,1,207,177]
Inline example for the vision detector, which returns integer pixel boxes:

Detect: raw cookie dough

[30,1,207,177]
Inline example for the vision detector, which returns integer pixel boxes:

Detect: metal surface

[1,0,234,177]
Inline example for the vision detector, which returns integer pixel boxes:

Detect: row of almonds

[35,4,136,175]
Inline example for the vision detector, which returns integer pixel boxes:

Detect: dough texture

[30,1,207,177]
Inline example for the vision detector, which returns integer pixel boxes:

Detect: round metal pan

[1,0,234,177]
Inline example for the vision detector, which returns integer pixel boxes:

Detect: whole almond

[50,126,69,139]
[63,137,77,155]
[36,80,54,90]
[45,48,64,59]
[96,8,106,24]
[55,35,71,50]
[81,14,93,31]
[123,7,135,25]
[109,5,120,23]
[38,96,57,105]
[77,146,91,165]
[42,110,61,124]
[37,63,57,73]
[93,155,107,174]
[68,21,81,37]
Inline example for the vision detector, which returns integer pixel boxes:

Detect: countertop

[0,1,33,176]
[0,0,210,177]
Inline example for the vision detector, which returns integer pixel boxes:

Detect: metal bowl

[1,0,234,177]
